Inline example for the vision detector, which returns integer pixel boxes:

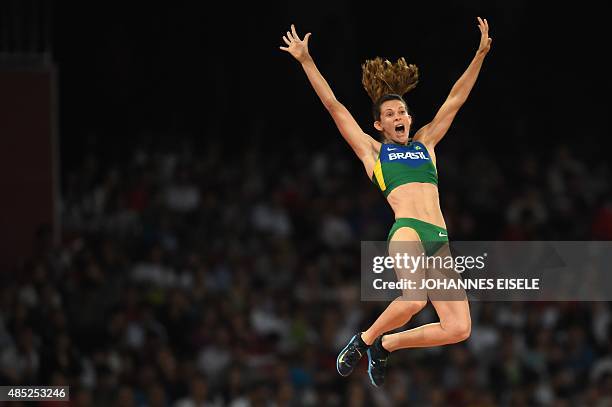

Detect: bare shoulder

[412,124,429,143]
[362,136,382,178]
[413,134,437,167]
[412,125,436,152]
[362,135,381,161]
[369,137,382,153]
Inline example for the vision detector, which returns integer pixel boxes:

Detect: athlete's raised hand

[279,24,312,63]
[476,17,492,56]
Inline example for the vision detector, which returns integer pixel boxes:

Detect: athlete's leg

[361,226,428,345]
[362,225,430,386]
[381,298,471,350]
[337,225,427,380]
[380,244,471,351]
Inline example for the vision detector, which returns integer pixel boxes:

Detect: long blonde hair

[361,57,419,119]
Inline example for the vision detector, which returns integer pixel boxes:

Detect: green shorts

[388,217,449,256]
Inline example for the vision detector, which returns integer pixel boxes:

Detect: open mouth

[395,124,405,135]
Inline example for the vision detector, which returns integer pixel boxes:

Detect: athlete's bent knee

[445,319,471,343]
[455,320,471,342]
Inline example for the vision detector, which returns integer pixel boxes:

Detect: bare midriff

[386,182,447,229]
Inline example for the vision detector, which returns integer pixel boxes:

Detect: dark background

[2,1,612,406]
[54,1,610,167]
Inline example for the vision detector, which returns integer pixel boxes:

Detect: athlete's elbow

[444,95,464,111]
[323,98,342,112]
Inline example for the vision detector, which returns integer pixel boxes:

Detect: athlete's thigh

[430,296,471,326]
[427,242,470,315]
[389,227,427,301]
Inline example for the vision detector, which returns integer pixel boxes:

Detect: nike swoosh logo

[387,148,397,151]
[439,232,447,237]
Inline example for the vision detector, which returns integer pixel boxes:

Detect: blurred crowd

[2,132,612,406]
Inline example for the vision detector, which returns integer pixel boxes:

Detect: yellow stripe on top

[373,159,386,191]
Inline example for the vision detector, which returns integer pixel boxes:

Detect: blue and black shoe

[336,333,369,376]
[367,335,390,387]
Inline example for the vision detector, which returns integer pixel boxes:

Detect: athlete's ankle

[360,332,374,346]
[380,335,391,353]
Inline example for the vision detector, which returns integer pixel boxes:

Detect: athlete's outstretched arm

[280,24,379,163]
[414,17,492,149]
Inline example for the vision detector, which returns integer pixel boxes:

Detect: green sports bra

[371,141,438,197]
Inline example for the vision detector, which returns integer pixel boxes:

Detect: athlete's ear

[374,121,383,131]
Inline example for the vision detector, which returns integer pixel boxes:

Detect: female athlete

[280,18,492,387]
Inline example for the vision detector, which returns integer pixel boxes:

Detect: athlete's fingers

[286,31,294,41]
[291,24,300,41]
[484,18,489,32]
[303,32,311,45]
[279,46,289,51]
[282,35,291,46]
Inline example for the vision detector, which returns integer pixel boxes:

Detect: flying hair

[361,57,419,104]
